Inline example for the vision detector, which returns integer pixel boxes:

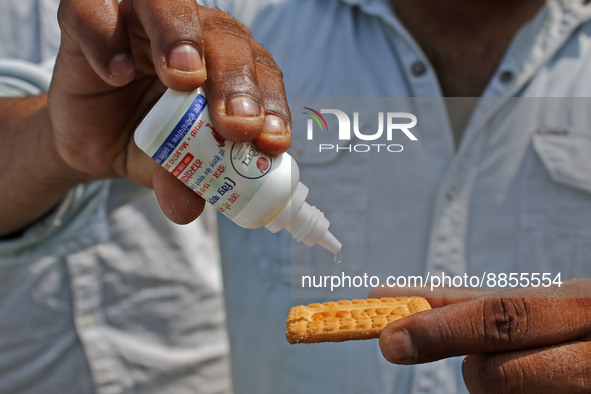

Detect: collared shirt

[211,0,591,393]
[0,1,231,393]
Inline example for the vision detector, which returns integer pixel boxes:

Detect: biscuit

[286,297,431,344]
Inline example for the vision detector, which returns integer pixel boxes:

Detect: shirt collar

[335,0,591,28]
[335,0,591,97]
[484,0,591,98]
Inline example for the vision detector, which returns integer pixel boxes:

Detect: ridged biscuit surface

[286,297,431,344]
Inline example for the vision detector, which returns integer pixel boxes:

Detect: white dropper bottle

[134,88,342,255]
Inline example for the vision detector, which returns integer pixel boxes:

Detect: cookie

[286,297,431,344]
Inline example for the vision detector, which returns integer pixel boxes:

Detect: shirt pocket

[518,130,591,277]
[524,130,591,233]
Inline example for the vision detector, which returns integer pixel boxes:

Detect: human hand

[48,0,290,223]
[371,279,591,393]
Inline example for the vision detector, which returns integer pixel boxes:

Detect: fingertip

[206,93,265,143]
[226,95,261,117]
[220,95,265,141]
[152,167,205,224]
[379,328,416,365]
[378,329,394,363]
[254,114,291,155]
[159,43,206,90]
[167,43,204,72]
[107,54,135,86]
[126,0,205,90]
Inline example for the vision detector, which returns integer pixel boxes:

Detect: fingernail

[226,96,260,117]
[386,330,415,363]
[109,54,134,79]
[168,44,203,72]
[264,115,286,134]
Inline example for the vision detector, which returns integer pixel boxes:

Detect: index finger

[379,279,591,364]
[122,0,206,90]
[199,8,291,153]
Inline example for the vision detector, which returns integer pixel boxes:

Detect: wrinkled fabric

[0,1,231,392]
[209,0,591,393]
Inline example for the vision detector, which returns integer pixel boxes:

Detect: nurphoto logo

[303,107,418,153]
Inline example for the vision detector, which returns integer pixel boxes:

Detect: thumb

[378,280,591,364]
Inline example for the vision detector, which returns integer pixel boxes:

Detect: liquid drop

[334,250,343,264]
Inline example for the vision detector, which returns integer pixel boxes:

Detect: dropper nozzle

[318,230,342,255]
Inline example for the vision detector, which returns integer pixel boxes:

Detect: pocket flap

[532,131,591,194]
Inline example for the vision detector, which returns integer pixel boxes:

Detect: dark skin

[2,1,587,392]
[0,0,291,235]
[378,2,591,393]
[371,280,591,393]
[390,0,546,97]
[390,0,546,144]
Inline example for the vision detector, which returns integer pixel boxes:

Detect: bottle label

[143,92,272,218]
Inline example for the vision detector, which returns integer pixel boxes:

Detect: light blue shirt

[212,0,591,393]
[0,1,231,393]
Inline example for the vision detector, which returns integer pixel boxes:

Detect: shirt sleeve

[0,59,51,97]
[0,59,112,259]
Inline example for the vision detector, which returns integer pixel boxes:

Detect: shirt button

[411,61,427,76]
[432,264,446,274]
[499,70,514,84]
[445,185,457,201]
